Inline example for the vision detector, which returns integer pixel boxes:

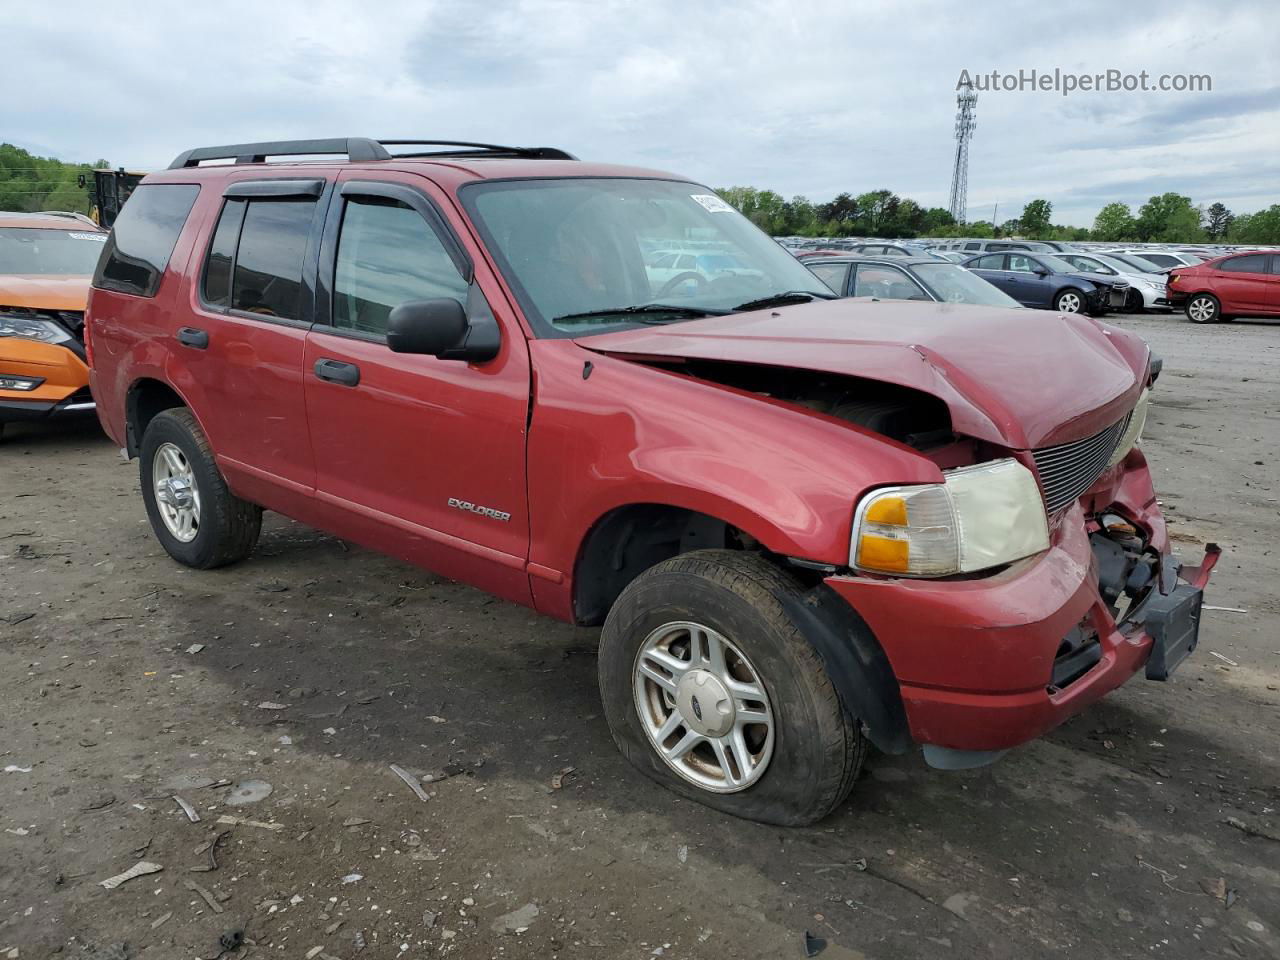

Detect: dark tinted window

[333,197,468,336]
[93,183,200,297]
[807,262,849,294]
[231,199,316,320]
[1219,254,1267,273]
[202,199,246,307]
[1269,256,1280,276]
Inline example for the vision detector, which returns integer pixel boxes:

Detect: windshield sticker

[690,194,734,214]
[69,232,108,242]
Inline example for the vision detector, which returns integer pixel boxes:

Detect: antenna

[948,80,978,224]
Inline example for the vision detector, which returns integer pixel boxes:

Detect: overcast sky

[7,0,1278,226]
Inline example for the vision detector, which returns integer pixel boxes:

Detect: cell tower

[948,80,978,224]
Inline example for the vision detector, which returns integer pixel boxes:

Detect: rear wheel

[139,408,261,568]
[1054,289,1085,314]
[1186,293,1219,324]
[598,550,867,826]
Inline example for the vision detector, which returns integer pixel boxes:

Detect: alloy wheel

[1188,297,1216,323]
[1057,292,1082,313]
[632,621,775,793]
[152,441,201,542]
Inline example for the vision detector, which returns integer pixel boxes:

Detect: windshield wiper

[732,290,837,311]
[551,303,728,324]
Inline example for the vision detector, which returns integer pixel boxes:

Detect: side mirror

[1033,268,1049,277]
[387,299,468,356]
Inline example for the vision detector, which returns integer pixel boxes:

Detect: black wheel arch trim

[778,581,912,755]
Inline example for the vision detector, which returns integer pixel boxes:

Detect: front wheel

[1186,293,1220,324]
[1055,289,1086,314]
[139,408,262,569]
[598,550,867,826]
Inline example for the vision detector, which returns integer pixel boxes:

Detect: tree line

[0,143,111,214]
[715,186,1280,245]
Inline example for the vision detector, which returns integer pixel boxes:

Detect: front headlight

[0,315,73,345]
[852,459,1050,577]
[1106,389,1149,467]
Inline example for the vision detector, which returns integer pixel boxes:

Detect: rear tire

[139,408,261,569]
[598,550,867,826]
[1186,293,1220,324]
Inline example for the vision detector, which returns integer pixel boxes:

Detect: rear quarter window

[93,183,200,297]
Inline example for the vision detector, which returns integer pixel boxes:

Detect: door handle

[313,358,360,387]
[177,327,209,349]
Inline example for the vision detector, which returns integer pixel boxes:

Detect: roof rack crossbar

[168,138,392,170]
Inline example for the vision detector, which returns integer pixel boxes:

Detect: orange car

[0,211,106,438]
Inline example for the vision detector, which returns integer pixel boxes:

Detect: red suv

[87,138,1218,825]
[1168,250,1280,323]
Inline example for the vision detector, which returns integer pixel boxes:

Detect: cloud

[5,0,1278,226]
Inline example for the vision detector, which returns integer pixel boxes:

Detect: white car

[646,250,764,291]
[1103,248,1205,270]
[1057,253,1172,311]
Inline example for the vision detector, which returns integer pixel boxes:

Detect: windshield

[1092,255,1139,274]
[912,263,1022,308]
[1034,254,1080,274]
[460,178,831,337]
[1107,253,1165,273]
[0,227,107,276]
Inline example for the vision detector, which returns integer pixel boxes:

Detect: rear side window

[93,183,200,297]
[332,197,468,337]
[230,199,317,320]
[1219,254,1267,273]
[202,199,246,307]
[807,262,849,294]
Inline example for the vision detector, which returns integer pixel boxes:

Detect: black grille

[1031,414,1130,513]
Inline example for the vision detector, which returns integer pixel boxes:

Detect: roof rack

[168,138,576,169]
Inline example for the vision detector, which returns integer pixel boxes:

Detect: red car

[87,138,1217,825]
[1168,250,1280,323]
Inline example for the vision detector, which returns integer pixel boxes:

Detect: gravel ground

[1,311,1277,960]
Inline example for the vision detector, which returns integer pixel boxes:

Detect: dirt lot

[1,311,1278,960]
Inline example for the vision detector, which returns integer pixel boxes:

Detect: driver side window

[333,197,468,337]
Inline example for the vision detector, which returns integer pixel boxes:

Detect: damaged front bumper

[824,448,1219,766]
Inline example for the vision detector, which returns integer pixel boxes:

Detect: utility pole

[948,79,978,224]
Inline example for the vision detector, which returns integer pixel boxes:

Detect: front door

[1006,254,1055,307]
[302,171,533,605]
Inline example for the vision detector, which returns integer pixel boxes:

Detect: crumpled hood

[0,275,92,312]
[576,300,1147,449]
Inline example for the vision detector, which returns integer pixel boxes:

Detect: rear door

[301,171,533,604]
[1213,254,1272,312]
[179,177,328,498]
[965,253,1015,298]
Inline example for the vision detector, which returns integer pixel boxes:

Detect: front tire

[1054,289,1085,314]
[598,550,867,826]
[139,408,261,569]
[1186,293,1220,324]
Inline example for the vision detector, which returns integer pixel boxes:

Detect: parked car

[1104,249,1203,271]
[645,250,763,289]
[842,242,946,260]
[1096,251,1169,275]
[962,251,1131,315]
[0,211,106,439]
[1056,253,1172,311]
[87,137,1217,826]
[805,255,1022,308]
[1166,250,1280,323]
[948,239,1055,254]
